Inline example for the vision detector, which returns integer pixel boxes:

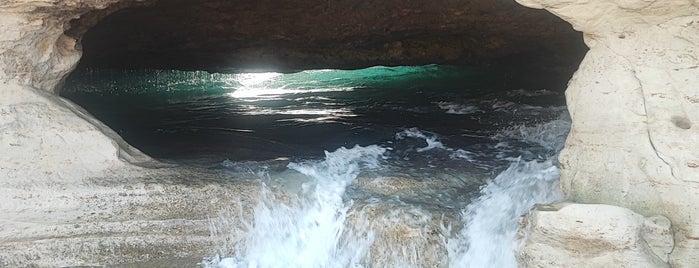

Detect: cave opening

[62,0,586,163]
[58,0,587,265]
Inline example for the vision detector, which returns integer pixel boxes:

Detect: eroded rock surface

[516,203,673,268]
[0,83,151,184]
[0,1,152,91]
[516,0,699,266]
[0,172,261,267]
[0,83,255,266]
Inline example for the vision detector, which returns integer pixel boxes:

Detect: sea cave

[0,0,697,267]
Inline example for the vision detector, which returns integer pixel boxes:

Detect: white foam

[491,101,516,111]
[395,128,446,152]
[447,157,564,267]
[449,149,474,161]
[495,112,571,152]
[206,145,385,268]
[221,159,235,168]
[206,114,572,268]
[436,102,482,115]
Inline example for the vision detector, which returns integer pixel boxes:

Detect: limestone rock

[345,200,454,268]
[516,203,673,268]
[515,0,699,266]
[0,82,265,263]
[0,0,152,91]
[0,167,263,267]
[0,83,153,185]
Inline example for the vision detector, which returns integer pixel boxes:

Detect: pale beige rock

[0,169,263,267]
[515,0,699,266]
[0,83,266,266]
[517,203,673,268]
[345,200,455,268]
[0,83,154,186]
[0,0,149,91]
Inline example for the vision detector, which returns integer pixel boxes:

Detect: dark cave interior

[60,0,588,161]
[67,0,587,90]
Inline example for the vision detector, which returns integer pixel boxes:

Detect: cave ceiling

[69,0,586,74]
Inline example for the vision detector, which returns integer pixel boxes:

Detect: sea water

[62,65,569,267]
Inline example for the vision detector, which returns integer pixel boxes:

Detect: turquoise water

[62,65,569,267]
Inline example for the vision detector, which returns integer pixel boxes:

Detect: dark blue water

[62,65,564,165]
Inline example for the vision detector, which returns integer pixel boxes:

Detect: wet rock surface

[0,167,262,267]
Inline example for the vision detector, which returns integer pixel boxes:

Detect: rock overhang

[63,0,586,90]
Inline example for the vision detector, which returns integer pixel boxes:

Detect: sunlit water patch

[62,65,569,267]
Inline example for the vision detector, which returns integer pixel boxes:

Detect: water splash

[495,112,571,152]
[206,145,386,268]
[446,158,563,267]
[64,65,572,267]
[206,110,570,268]
[445,111,570,268]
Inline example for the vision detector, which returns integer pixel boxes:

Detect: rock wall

[0,83,151,185]
[0,0,157,177]
[0,82,266,266]
[0,2,247,266]
[515,0,699,266]
[0,1,149,91]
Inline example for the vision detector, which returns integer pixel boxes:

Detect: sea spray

[206,145,386,268]
[446,112,570,268]
[446,158,563,267]
[206,115,570,268]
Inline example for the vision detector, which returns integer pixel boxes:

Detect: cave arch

[1,0,697,267]
[58,3,590,266]
[65,0,586,89]
[58,0,588,162]
[27,0,699,267]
